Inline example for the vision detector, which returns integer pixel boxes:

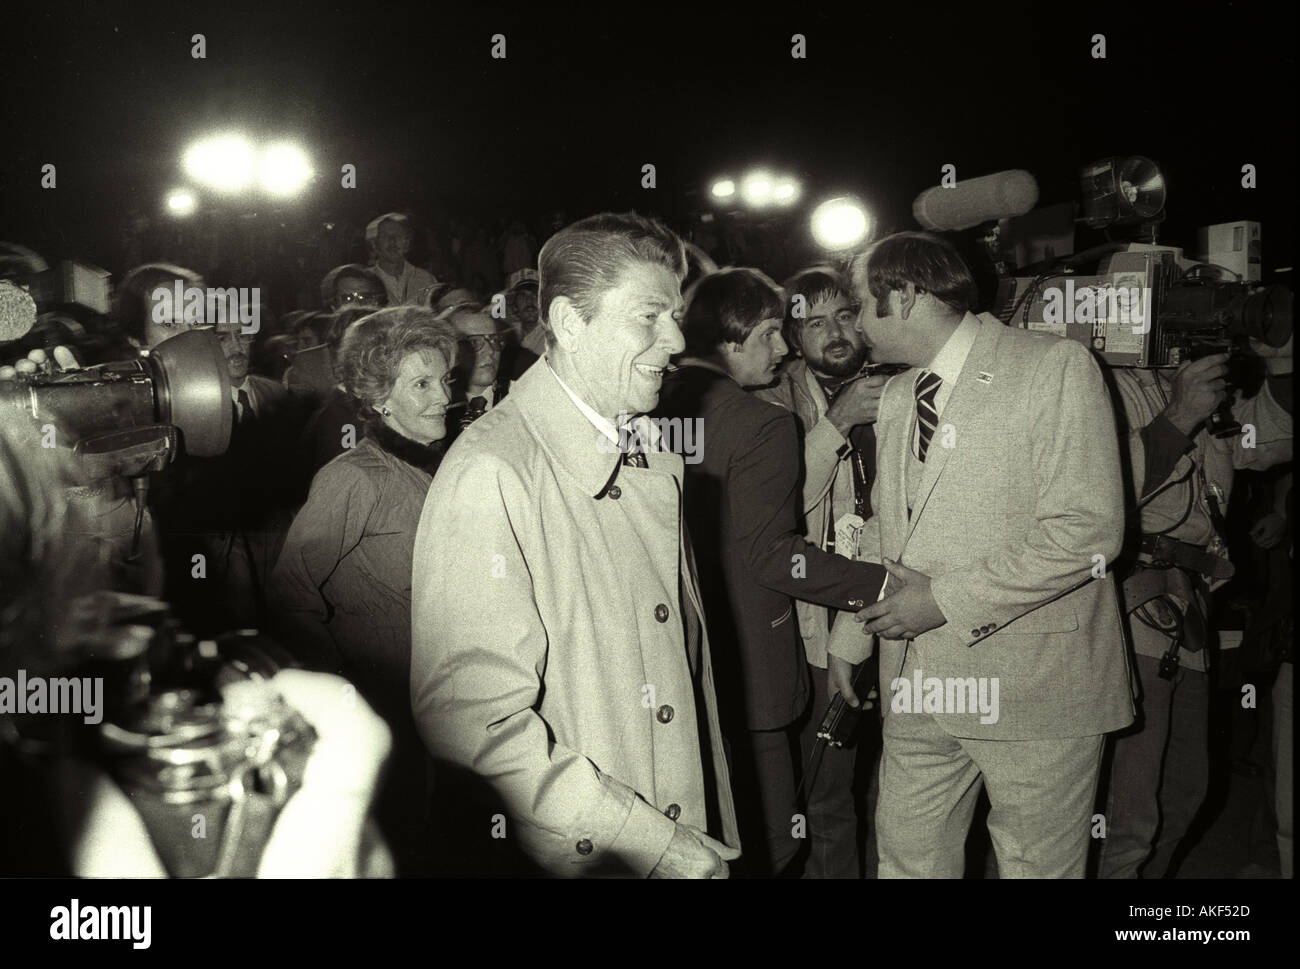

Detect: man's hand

[857,559,946,640]
[826,374,888,435]
[828,654,862,709]
[650,823,740,879]
[1164,353,1229,436]
[1250,512,1288,550]
[0,346,81,381]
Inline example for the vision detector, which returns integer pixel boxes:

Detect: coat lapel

[902,320,1002,552]
[880,372,914,563]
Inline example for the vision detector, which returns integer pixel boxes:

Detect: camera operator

[0,417,394,877]
[1100,335,1293,879]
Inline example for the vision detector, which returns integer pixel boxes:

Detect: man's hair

[112,262,205,344]
[782,265,853,352]
[865,231,976,317]
[364,213,413,248]
[320,263,386,309]
[682,267,784,358]
[336,306,458,420]
[537,212,686,350]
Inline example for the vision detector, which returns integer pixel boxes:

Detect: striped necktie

[622,423,649,469]
[913,369,942,463]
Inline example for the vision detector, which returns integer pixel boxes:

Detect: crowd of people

[0,208,1292,879]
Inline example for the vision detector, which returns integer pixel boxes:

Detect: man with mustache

[411,212,740,877]
[755,265,889,878]
[657,267,889,876]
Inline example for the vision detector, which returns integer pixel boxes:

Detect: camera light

[773,178,801,206]
[182,134,257,194]
[711,178,737,199]
[811,197,871,250]
[741,171,775,208]
[166,190,196,216]
[258,143,314,197]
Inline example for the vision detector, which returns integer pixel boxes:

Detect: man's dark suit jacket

[656,363,887,732]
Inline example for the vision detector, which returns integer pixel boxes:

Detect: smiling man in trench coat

[411,212,740,877]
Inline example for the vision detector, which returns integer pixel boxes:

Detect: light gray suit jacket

[829,314,1135,740]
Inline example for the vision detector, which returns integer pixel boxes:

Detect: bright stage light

[741,171,775,207]
[773,178,801,206]
[166,189,196,216]
[182,134,256,193]
[259,142,314,197]
[711,178,736,199]
[811,197,871,250]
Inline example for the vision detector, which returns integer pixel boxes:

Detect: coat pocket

[769,605,793,629]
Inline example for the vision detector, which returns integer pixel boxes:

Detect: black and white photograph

[0,0,1292,950]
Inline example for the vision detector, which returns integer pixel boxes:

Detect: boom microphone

[912,170,1040,232]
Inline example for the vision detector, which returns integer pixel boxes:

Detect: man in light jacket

[410,212,740,878]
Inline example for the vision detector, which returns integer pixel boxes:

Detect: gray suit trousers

[877,647,1105,878]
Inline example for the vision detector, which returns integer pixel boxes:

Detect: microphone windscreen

[913,170,1040,232]
[0,280,38,343]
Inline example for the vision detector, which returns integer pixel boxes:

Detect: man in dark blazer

[828,233,1133,878]
[656,267,889,876]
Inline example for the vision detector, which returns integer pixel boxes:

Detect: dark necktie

[913,369,942,463]
[622,425,649,469]
[237,387,253,423]
[461,395,488,432]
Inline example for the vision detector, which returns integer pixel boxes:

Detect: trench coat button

[656,704,674,724]
[608,485,621,500]
[576,839,593,855]
[664,803,681,820]
[654,603,670,623]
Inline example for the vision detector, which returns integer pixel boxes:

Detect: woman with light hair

[269,305,456,875]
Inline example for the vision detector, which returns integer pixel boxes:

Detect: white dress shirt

[546,360,660,451]
[911,311,982,456]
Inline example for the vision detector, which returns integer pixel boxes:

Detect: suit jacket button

[608,485,621,500]
[971,629,981,637]
[576,839,593,855]
[988,622,997,630]
[664,803,681,821]
[981,624,991,634]
[656,704,675,724]
[654,603,670,623]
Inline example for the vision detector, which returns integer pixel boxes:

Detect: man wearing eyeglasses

[445,305,511,435]
[754,265,889,878]
[321,264,388,314]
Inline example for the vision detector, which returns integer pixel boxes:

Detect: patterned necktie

[622,424,649,469]
[913,369,942,463]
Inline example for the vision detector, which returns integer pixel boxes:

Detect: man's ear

[896,283,917,321]
[548,296,586,354]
